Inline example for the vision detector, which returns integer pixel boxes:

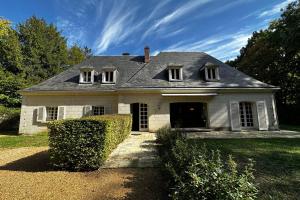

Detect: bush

[0,105,20,131]
[47,114,132,171]
[157,127,258,200]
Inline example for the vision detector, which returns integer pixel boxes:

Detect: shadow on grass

[0,130,19,136]
[0,150,51,172]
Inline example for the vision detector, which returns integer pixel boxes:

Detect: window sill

[169,79,183,82]
[101,82,116,85]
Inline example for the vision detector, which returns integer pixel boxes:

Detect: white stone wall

[19,92,278,134]
[19,95,118,134]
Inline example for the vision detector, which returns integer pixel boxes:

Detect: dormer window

[102,66,117,84]
[80,66,94,84]
[168,64,183,81]
[204,62,220,81]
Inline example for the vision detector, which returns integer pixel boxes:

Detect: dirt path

[0,147,166,200]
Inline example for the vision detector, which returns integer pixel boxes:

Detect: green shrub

[157,127,258,200]
[0,105,20,131]
[47,114,132,171]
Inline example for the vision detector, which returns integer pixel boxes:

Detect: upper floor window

[102,66,117,84]
[204,62,220,81]
[168,64,183,81]
[79,66,94,84]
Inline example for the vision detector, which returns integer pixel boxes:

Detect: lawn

[280,124,300,132]
[189,138,300,200]
[0,132,49,149]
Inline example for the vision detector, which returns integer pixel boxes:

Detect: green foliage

[0,17,11,37]
[47,114,132,171]
[0,16,92,108]
[68,44,92,66]
[17,16,69,82]
[157,127,258,200]
[226,1,300,124]
[0,18,23,74]
[0,106,20,131]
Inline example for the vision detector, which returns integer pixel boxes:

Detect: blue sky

[0,0,293,61]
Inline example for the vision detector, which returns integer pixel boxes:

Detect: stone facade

[19,91,278,134]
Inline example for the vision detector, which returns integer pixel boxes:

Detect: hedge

[47,114,132,171]
[157,127,258,200]
[0,106,20,131]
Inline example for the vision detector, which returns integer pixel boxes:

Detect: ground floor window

[170,102,207,128]
[239,102,254,127]
[46,107,58,121]
[92,106,105,115]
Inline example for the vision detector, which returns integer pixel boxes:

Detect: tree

[227,0,300,124]
[68,44,91,66]
[0,18,23,74]
[17,16,68,83]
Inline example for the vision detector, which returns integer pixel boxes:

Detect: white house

[19,47,279,134]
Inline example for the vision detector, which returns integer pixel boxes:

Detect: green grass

[0,132,49,148]
[189,138,300,200]
[280,124,300,132]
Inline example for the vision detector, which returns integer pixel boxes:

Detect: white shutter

[230,101,241,131]
[83,105,92,116]
[256,101,269,130]
[113,70,117,83]
[36,106,46,122]
[104,104,112,114]
[57,106,65,120]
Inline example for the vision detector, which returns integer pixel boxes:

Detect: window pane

[46,107,58,121]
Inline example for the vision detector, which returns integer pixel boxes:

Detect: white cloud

[163,20,271,61]
[258,0,293,18]
[142,0,212,39]
[93,1,139,54]
[56,18,86,46]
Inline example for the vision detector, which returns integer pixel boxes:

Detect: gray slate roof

[23,52,276,92]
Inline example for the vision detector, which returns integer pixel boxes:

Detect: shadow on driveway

[0,150,51,172]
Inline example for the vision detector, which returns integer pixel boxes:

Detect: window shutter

[230,101,241,131]
[36,106,46,122]
[113,70,117,83]
[83,105,92,116]
[57,106,65,120]
[256,101,269,130]
[104,104,112,114]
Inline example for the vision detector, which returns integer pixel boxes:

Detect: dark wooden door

[131,103,139,131]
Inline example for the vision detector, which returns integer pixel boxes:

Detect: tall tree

[227,0,300,124]
[18,16,68,83]
[0,18,23,74]
[68,44,91,66]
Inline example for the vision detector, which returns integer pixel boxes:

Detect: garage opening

[170,102,207,128]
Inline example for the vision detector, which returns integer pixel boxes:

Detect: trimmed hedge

[157,127,258,200]
[0,106,20,131]
[47,114,132,171]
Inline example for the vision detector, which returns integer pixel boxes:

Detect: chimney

[144,46,150,63]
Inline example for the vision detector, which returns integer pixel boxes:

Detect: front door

[130,103,148,131]
[170,102,207,128]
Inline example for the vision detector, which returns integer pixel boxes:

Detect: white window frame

[80,69,94,84]
[46,106,58,121]
[205,66,220,81]
[92,106,105,115]
[102,70,116,84]
[139,103,148,131]
[168,67,183,81]
[239,102,254,128]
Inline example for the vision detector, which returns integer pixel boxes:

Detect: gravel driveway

[0,147,165,200]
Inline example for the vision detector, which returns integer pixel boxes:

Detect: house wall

[19,95,118,134]
[19,92,278,134]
